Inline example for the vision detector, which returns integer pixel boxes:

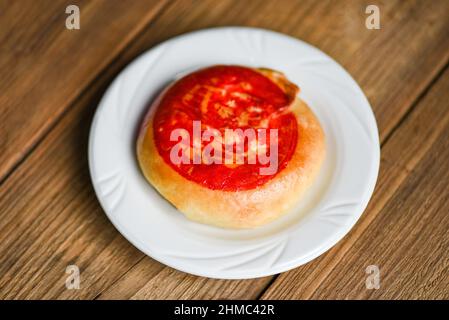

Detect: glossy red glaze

[153,65,298,191]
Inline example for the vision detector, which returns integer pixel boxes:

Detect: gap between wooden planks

[0,0,448,299]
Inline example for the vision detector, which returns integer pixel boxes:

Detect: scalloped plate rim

[88,27,380,279]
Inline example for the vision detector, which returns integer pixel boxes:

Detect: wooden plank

[0,72,145,299]
[261,66,449,299]
[310,114,449,299]
[0,0,168,181]
[1,0,449,299]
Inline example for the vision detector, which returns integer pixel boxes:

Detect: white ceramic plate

[88,27,380,279]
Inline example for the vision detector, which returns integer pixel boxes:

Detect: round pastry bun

[137,66,325,229]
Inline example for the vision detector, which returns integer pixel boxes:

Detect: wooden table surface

[1,0,448,300]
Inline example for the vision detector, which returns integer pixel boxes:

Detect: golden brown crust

[137,67,325,229]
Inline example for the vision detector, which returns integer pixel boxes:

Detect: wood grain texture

[315,130,449,299]
[261,66,449,299]
[0,0,168,181]
[0,72,145,299]
[0,0,448,299]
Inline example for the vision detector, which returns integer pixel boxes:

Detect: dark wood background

[0,0,448,299]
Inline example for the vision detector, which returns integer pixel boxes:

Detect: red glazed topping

[153,65,298,191]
